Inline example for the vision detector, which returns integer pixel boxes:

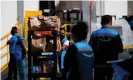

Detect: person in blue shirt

[7,27,18,80]
[60,28,69,71]
[7,27,26,80]
[62,22,93,80]
[15,29,26,80]
[89,15,123,80]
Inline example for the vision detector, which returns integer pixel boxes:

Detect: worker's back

[75,41,93,80]
[89,26,123,65]
[64,41,93,80]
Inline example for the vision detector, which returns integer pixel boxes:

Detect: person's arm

[89,34,94,48]
[20,37,27,54]
[62,40,69,50]
[62,45,77,79]
[114,34,123,53]
[7,40,10,44]
[21,40,27,51]
[7,37,14,44]
[56,37,62,51]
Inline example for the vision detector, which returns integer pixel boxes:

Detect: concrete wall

[96,1,127,19]
[1,1,17,38]
[17,1,24,34]
[57,1,82,10]
[128,1,133,15]
[82,1,89,25]
[95,1,127,29]
[104,1,127,19]
[96,1,105,16]
[24,1,39,15]
[56,1,82,23]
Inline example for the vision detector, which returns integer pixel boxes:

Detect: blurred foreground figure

[89,15,123,80]
[115,16,133,80]
[62,22,93,80]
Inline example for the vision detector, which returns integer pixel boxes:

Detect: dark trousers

[94,67,113,80]
[128,74,133,80]
[8,54,17,80]
[118,58,133,80]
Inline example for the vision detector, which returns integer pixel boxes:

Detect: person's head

[126,16,133,22]
[60,28,65,40]
[60,28,65,36]
[11,26,20,37]
[11,26,18,36]
[101,15,112,27]
[71,22,88,42]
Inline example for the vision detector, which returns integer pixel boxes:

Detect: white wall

[0,1,1,39]
[104,1,127,19]
[1,1,17,38]
[95,1,127,30]
[0,1,17,71]
[1,1,17,54]
[24,1,39,14]
[96,1,105,16]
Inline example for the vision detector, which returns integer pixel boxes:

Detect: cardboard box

[31,37,46,52]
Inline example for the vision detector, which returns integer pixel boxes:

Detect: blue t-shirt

[9,36,18,54]
[61,50,67,69]
[62,38,68,43]
[63,41,93,80]
[61,38,69,69]
[15,36,24,60]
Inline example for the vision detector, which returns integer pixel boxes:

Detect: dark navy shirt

[129,20,133,30]
[63,41,93,80]
[128,20,133,26]
[89,26,123,65]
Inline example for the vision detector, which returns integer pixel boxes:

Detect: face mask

[14,33,19,37]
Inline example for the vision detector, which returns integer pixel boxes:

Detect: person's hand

[7,40,10,44]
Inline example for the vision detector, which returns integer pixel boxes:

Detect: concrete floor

[1,59,28,80]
